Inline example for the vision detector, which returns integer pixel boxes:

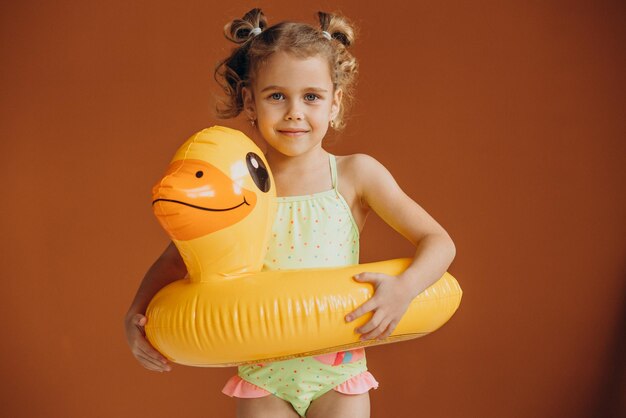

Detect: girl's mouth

[278,130,309,137]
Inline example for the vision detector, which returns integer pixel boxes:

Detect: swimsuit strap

[329,154,338,190]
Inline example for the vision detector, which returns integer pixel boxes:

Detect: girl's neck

[264,145,329,175]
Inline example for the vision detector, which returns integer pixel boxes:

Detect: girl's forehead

[254,52,332,87]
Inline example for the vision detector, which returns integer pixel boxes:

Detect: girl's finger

[131,314,148,336]
[132,313,147,326]
[137,341,169,367]
[354,272,388,283]
[136,352,167,372]
[360,317,391,341]
[135,348,162,368]
[377,321,397,340]
[345,298,377,323]
[137,349,170,371]
[355,310,385,335]
[136,344,165,365]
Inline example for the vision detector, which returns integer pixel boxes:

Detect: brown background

[1,1,624,417]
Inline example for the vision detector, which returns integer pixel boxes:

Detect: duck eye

[246,152,270,193]
[195,171,203,178]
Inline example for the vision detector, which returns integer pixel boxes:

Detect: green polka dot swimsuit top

[262,154,360,271]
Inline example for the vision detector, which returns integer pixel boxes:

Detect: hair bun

[317,11,356,48]
[223,8,268,44]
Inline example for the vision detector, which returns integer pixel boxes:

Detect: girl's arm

[345,154,456,340]
[124,241,187,371]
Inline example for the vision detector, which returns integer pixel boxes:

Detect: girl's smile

[277,129,310,137]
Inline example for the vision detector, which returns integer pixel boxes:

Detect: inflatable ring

[145,126,462,367]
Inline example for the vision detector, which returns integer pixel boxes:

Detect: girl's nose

[285,113,304,120]
[285,107,304,121]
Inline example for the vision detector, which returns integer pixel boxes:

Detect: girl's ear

[331,88,343,119]
[242,86,257,120]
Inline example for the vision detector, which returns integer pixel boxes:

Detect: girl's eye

[267,92,319,102]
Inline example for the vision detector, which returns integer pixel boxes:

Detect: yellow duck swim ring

[145,126,462,367]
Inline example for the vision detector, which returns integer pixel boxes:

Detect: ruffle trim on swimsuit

[221,371,379,398]
[332,371,379,394]
[222,376,270,398]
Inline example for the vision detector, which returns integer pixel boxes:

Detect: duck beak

[152,159,257,240]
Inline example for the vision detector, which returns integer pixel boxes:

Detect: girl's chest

[273,159,368,233]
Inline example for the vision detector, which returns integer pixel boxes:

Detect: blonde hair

[213,8,359,131]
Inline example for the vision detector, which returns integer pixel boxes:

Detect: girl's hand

[124,313,172,372]
[344,273,414,341]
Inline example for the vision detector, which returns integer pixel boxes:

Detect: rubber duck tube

[145,126,462,367]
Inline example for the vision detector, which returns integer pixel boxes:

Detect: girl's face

[242,51,342,158]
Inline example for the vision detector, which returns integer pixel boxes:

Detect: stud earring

[249,119,256,127]
[329,119,335,128]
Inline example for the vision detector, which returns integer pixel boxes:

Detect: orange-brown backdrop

[1,1,624,417]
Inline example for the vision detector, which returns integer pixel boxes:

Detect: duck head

[152,126,276,281]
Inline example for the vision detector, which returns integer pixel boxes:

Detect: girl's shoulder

[336,153,396,210]
[336,153,392,183]
[336,152,385,171]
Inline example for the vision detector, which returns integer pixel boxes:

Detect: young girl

[124,8,456,418]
